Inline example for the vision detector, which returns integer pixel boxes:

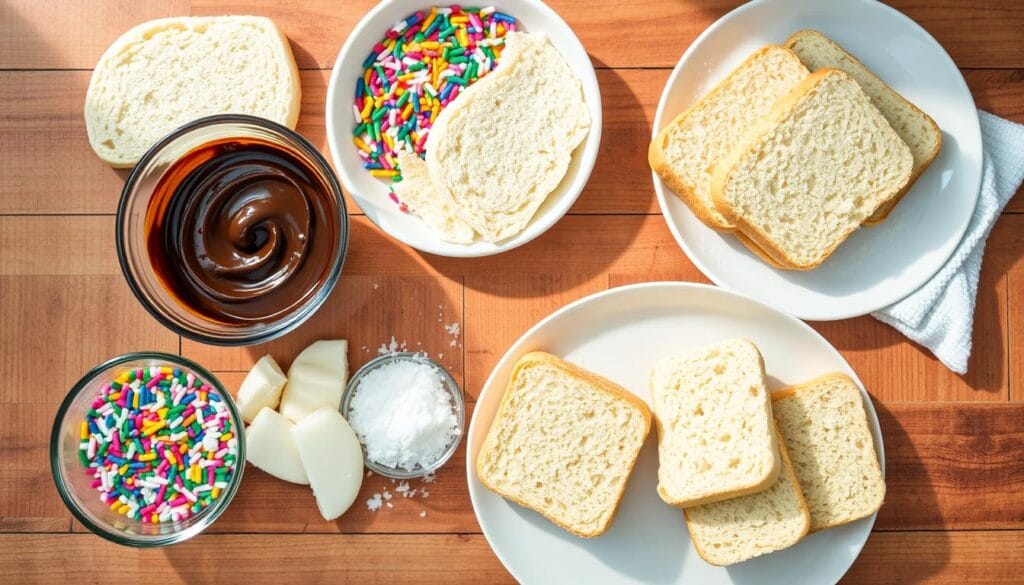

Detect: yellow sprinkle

[360,100,374,121]
[158,408,169,419]
[363,69,372,86]
[211,488,221,500]
[137,453,157,462]
[166,451,177,466]
[116,373,130,385]
[220,432,234,442]
[141,421,165,436]
[457,29,469,47]
[420,41,440,50]
[132,392,140,409]
[421,10,437,30]
[383,133,395,152]
[430,102,440,123]
[110,501,121,511]
[118,504,129,515]
[160,367,172,374]
[108,392,122,401]
[401,102,414,121]
[354,136,373,154]
[179,443,188,454]
[80,421,89,440]
[118,464,129,475]
[151,514,160,523]
[449,15,469,24]
[370,169,399,178]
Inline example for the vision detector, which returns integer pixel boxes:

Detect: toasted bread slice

[786,30,941,224]
[476,352,651,538]
[649,46,809,230]
[651,339,779,508]
[771,374,886,532]
[712,69,913,270]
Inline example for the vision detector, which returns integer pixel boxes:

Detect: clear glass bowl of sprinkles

[342,352,465,479]
[50,352,245,547]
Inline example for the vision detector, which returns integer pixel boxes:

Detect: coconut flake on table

[348,360,459,471]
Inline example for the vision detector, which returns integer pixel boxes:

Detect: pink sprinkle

[155,484,168,503]
[388,191,400,205]
[169,496,186,507]
[207,468,215,485]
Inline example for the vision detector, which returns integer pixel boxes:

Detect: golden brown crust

[711,68,910,270]
[683,421,810,566]
[770,372,886,533]
[734,232,793,270]
[652,340,781,508]
[648,45,808,232]
[785,30,942,225]
[475,351,651,538]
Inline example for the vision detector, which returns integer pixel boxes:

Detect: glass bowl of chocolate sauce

[117,115,348,345]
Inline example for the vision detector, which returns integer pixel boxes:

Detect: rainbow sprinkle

[352,5,517,186]
[77,366,238,524]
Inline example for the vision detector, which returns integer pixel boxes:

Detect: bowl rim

[325,0,603,258]
[342,351,465,479]
[49,351,246,547]
[115,113,350,346]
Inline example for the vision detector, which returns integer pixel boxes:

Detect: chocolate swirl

[147,139,339,325]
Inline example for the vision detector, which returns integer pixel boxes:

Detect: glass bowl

[116,114,349,346]
[342,352,465,479]
[50,352,245,547]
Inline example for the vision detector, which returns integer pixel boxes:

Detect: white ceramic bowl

[326,0,602,257]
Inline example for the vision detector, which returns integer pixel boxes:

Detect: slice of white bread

[711,69,914,270]
[85,16,301,168]
[771,373,886,532]
[786,30,941,225]
[648,46,809,231]
[476,352,651,538]
[684,433,810,566]
[426,32,590,242]
[394,152,477,244]
[651,339,779,508]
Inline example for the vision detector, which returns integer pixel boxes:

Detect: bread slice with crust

[684,431,810,566]
[476,352,651,538]
[651,339,780,508]
[712,68,913,270]
[771,373,886,532]
[786,30,941,225]
[85,16,300,168]
[649,46,809,231]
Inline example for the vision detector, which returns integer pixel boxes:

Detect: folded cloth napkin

[873,111,1024,374]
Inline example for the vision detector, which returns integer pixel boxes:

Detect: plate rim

[649,0,983,321]
[324,0,604,258]
[466,280,886,584]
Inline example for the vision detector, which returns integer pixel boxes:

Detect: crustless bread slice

[771,373,886,532]
[786,30,942,225]
[648,46,809,231]
[711,69,913,270]
[684,430,810,566]
[476,352,651,538]
[651,339,779,508]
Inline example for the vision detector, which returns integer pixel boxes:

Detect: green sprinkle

[353,122,366,137]
[78,449,90,467]
[448,75,467,86]
[439,26,457,39]
[408,61,426,72]
[396,90,411,108]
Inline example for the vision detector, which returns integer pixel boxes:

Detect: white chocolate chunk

[291,407,364,521]
[236,355,287,423]
[245,407,309,485]
[279,340,349,422]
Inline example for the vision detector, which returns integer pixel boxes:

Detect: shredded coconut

[348,360,459,471]
[420,511,427,518]
[377,336,409,355]
[366,494,383,511]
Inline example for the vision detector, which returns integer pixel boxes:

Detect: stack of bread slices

[650,30,941,270]
[650,339,885,565]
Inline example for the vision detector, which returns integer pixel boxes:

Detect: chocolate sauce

[145,138,340,325]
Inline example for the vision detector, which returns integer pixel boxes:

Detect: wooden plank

[875,402,1024,530]
[3,532,1023,584]
[0,534,513,584]
[0,1,188,69]
[201,1,1024,70]
[0,216,119,276]
[0,406,71,533]
[845,531,1024,585]
[2,68,1021,216]
[989,215,1024,400]
[182,275,465,381]
[463,274,606,399]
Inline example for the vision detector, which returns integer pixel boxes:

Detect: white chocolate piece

[279,340,349,423]
[291,407,364,521]
[245,407,309,485]
[236,355,287,423]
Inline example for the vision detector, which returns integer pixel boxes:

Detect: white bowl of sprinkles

[326,0,602,257]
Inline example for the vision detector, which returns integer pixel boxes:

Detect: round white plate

[326,0,602,258]
[651,0,982,321]
[467,282,885,585]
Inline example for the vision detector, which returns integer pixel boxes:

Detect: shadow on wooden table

[852,400,950,584]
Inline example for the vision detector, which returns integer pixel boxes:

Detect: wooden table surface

[2,0,1023,583]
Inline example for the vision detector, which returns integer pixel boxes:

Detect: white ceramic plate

[651,0,982,321]
[326,0,602,257]
[467,282,885,585]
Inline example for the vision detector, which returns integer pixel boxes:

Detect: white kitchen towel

[873,111,1024,374]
